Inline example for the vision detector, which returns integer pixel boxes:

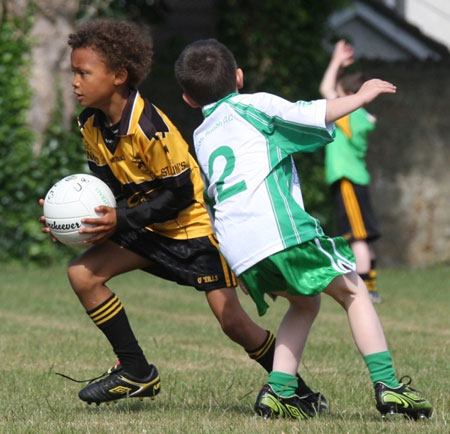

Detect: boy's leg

[351,240,381,303]
[368,246,381,302]
[272,294,320,377]
[324,272,387,356]
[350,240,371,274]
[67,240,160,404]
[324,272,432,418]
[205,287,267,349]
[206,288,326,415]
[334,179,382,303]
[254,294,321,419]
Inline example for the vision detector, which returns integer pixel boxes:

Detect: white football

[43,174,116,247]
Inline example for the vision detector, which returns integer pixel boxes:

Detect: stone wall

[2,0,80,155]
[361,60,450,266]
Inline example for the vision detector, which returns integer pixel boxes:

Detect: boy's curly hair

[68,19,153,88]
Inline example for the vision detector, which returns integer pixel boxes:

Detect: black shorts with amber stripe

[331,178,381,242]
[110,229,237,291]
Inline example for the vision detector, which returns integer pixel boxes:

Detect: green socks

[269,351,399,397]
[364,351,400,388]
[268,371,298,397]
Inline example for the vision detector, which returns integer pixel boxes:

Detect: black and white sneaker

[57,362,160,405]
[79,363,160,405]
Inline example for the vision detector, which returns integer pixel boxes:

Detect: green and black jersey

[325,108,376,186]
[78,89,213,240]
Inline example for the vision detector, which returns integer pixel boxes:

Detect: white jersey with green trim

[194,92,334,275]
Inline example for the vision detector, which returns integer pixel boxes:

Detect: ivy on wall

[0,15,36,263]
[0,14,86,264]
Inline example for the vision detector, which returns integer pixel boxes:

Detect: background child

[39,19,325,412]
[175,38,432,420]
[320,40,382,303]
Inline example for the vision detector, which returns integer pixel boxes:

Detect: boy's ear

[182,93,200,108]
[236,68,244,90]
[114,69,128,86]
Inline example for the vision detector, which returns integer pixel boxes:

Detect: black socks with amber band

[246,330,314,395]
[87,293,151,379]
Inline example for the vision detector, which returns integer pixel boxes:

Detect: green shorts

[239,236,356,316]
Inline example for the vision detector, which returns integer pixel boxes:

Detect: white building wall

[405,0,450,49]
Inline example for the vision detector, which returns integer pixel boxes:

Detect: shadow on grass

[67,396,437,431]
[73,396,256,417]
[72,398,425,421]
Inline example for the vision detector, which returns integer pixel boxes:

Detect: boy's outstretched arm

[319,40,354,99]
[325,79,396,123]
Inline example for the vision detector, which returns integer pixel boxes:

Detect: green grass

[0,264,449,433]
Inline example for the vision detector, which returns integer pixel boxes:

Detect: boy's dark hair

[68,19,153,88]
[337,71,368,95]
[175,39,237,107]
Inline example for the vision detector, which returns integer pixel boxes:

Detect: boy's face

[71,46,119,111]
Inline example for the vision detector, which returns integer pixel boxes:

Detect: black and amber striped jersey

[78,89,213,240]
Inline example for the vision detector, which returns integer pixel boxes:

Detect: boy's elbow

[320,88,338,100]
[324,106,336,124]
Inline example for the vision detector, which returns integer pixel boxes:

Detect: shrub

[0,15,85,264]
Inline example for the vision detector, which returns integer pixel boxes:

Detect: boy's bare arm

[325,79,396,123]
[319,40,354,99]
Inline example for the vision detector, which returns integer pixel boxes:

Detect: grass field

[0,263,449,433]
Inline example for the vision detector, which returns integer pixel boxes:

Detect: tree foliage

[77,0,170,23]
[216,0,348,229]
[0,12,86,264]
[0,14,38,263]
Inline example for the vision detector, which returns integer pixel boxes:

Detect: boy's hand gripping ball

[43,174,116,247]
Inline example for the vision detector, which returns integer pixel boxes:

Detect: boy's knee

[67,261,102,295]
[289,295,321,321]
[325,272,363,306]
[218,310,244,336]
[306,294,321,315]
[308,298,321,318]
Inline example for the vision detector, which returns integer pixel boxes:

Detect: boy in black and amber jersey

[39,19,325,412]
[78,89,212,240]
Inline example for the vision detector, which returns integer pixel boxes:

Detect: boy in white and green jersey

[199,94,333,281]
[175,39,432,421]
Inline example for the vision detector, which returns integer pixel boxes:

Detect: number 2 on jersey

[208,146,247,202]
